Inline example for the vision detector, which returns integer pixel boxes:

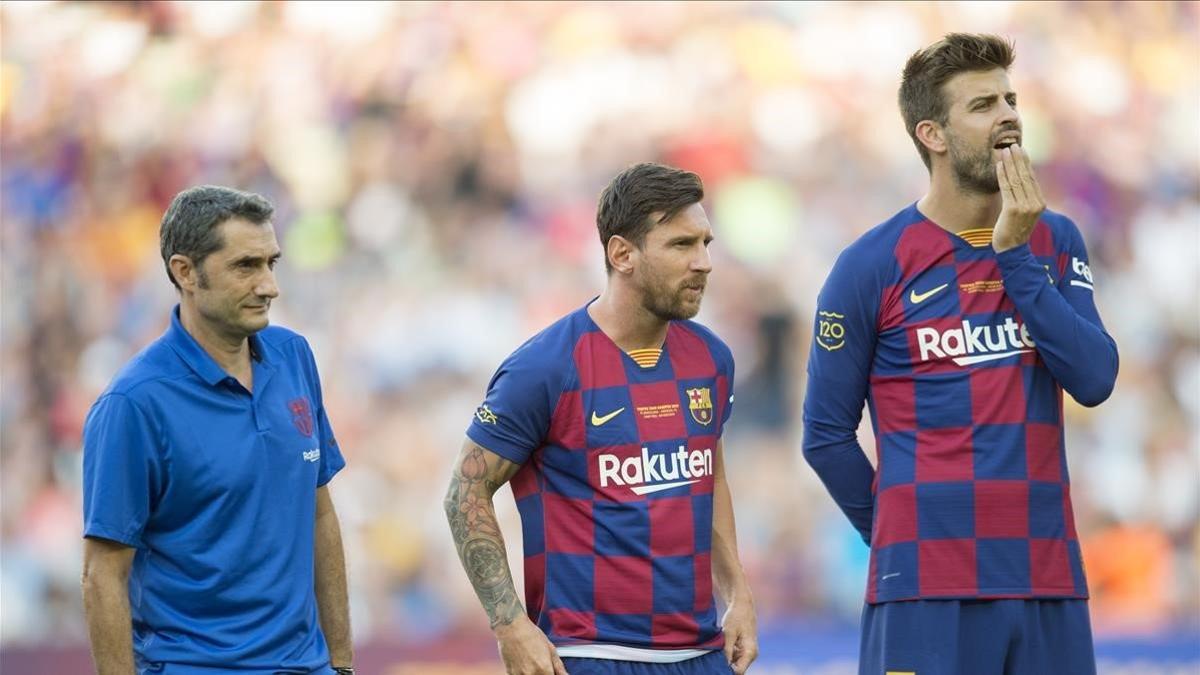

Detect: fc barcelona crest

[288,397,314,437]
[686,387,714,425]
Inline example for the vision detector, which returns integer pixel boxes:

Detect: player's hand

[721,596,759,674]
[494,615,567,675]
[992,144,1046,253]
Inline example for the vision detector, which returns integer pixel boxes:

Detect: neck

[917,165,1002,233]
[179,300,251,374]
[588,281,671,352]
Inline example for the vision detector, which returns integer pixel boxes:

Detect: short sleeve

[466,348,558,465]
[315,400,345,486]
[718,345,736,437]
[82,394,164,548]
[299,338,345,487]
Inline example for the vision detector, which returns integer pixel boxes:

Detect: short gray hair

[159,185,274,288]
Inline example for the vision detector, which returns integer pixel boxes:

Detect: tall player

[444,163,757,675]
[802,34,1118,674]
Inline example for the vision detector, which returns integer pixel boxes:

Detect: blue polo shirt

[82,306,345,674]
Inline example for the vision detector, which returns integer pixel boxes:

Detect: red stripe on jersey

[574,330,628,390]
[667,324,717,379]
[895,220,956,278]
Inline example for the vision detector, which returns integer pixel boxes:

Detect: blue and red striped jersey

[467,301,735,652]
[803,203,1118,604]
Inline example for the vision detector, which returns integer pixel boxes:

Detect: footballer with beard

[802,33,1118,675]
[446,163,757,675]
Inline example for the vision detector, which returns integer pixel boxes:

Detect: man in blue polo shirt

[80,186,354,675]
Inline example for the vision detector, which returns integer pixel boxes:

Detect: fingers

[999,147,1028,204]
[552,652,568,675]
[731,639,759,674]
[997,154,1018,205]
[1012,145,1046,206]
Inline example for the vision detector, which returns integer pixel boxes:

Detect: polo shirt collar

[165,305,271,386]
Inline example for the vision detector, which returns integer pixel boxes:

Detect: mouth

[993,133,1021,150]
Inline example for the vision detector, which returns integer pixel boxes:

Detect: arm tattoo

[444,442,524,628]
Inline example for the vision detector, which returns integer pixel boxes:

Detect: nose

[997,99,1019,127]
[691,244,712,274]
[256,269,280,300]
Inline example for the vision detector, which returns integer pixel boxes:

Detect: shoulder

[493,307,589,387]
[833,204,924,275]
[1039,208,1084,243]
[1027,208,1087,259]
[101,334,187,403]
[256,323,312,359]
[674,319,733,368]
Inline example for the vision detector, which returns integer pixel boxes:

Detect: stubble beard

[948,134,1000,195]
[638,270,702,322]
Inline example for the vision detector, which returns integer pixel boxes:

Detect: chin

[676,300,703,320]
[241,316,270,334]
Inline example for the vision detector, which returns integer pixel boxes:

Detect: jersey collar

[165,305,270,386]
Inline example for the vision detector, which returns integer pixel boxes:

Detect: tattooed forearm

[461,538,524,627]
[445,441,524,628]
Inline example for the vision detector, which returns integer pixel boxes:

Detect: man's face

[631,202,713,321]
[940,68,1022,194]
[192,218,281,339]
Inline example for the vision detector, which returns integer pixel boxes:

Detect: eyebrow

[228,251,282,266]
[967,92,1016,108]
[669,232,714,243]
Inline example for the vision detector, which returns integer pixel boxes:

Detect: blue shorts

[561,650,732,675]
[860,598,1095,675]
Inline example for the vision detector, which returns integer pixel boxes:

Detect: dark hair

[596,163,704,272]
[899,33,1015,170]
[159,185,274,288]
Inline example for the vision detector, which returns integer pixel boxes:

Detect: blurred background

[2,1,1197,673]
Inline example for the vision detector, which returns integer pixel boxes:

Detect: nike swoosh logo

[909,283,949,304]
[590,407,625,426]
[631,479,700,495]
[952,349,1031,366]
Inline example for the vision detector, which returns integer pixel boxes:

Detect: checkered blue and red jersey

[466,301,735,653]
[802,203,1118,604]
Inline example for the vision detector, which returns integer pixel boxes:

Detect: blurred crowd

[2,0,1197,651]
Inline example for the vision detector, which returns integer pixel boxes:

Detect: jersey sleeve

[802,247,881,544]
[300,339,346,487]
[466,347,559,465]
[82,394,165,548]
[996,218,1118,406]
[717,341,736,437]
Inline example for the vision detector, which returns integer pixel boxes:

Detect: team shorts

[561,649,733,675]
[860,598,1095,675]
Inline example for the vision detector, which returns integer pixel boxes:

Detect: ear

[169,254,199,292]
[607,235,637,275]
[915,119,947,157]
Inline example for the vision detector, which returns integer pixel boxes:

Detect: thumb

[550,644,568,675]
[724,631,738,664]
